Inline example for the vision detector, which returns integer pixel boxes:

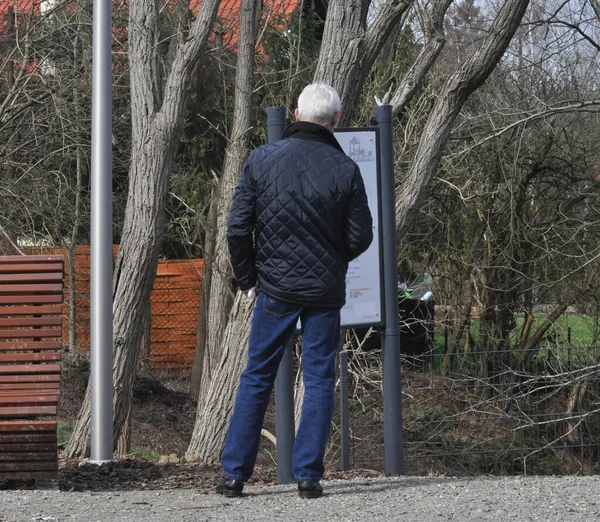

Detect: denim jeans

[221,290,341,483]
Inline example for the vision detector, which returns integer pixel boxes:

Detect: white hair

[297,83,341,126]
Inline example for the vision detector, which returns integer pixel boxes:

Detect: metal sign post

[90,0,114,462]
[269,105,403,478]
[374,104,404,475]
[268,107,295,485]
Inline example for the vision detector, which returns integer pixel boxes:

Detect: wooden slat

[0,432,56,443]
[0,341,61,351]
[0,388,58,397]
[0,452,57,461]
[0,305,62,316]
[0,353,61,364]
[0,317,62,328]
[0,405,57,416]
[0,295,63,305]
[0,440,57,448]
[0,461,57,471]
[0,284,62,295]
[0,328,61,339]
[0,375,61,384]
[0,396,58,406]
[0,383,60,390]
[0,263,64,274]
[0,364,61,375]
[0,256,63,264]
[0,273,63,284]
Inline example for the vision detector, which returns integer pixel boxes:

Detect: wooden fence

[26,246,203,375]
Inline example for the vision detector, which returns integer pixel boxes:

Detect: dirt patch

[53,356,384,493]
[58,354,197,457]
[56,459,383,493]
[129,374,196,456]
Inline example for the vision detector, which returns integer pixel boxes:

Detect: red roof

[193,0,299,49]
[0,0,38,34]
[1,0,299,48]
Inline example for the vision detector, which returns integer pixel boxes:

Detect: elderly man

[218,83,373,499]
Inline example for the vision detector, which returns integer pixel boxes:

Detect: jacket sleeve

[344,167,373,262]
[227,159,257,291]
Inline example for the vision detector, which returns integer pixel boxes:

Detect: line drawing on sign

[348,137,375,162]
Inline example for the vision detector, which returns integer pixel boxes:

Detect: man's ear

[332,111,340,128]
[294,108,301,122]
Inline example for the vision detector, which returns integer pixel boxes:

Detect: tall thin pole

[374,105,404,475]
[90,0,114,462]
[340,349,350,471]
[268,107,295,484]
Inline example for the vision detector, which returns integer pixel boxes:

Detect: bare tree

[314,0,414,125]
[186,0,263,462]
[64,0,222,458]
[395,0,531,243]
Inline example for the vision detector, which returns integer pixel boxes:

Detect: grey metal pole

[340,350,350,471]
[90,0,114,463]
[374,105,404,475]
[268,106,294,484]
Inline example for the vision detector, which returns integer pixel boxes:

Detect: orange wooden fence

[25,246,203,375]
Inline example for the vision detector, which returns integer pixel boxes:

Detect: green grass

[128,448,163,461]
[525,314,599,347]
[435,314,599,352]
[57,419,75,445]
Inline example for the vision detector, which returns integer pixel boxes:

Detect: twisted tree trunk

[64,0,222,458]
[314,0,413,125]
[186,0,263,461]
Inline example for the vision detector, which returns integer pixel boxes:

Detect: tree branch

[386,0,453,117]
[395,0,531,245]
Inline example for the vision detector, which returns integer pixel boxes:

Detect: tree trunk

[441,304,471,376]
[294,341,304,430]
[64,0,222,459]
[186,292,254,462]
[136,298,152,373]
[186,0,263,460]
[395,0,531,245]
[314,0,412,126]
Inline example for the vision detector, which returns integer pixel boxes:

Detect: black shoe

[215,478,244,498]
[298,481,323,499]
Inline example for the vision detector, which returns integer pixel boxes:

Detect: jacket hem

[259,279,344,309]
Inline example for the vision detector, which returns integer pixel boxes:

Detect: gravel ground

[1,475,599,521]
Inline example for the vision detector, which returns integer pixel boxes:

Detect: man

[218,83,373,499]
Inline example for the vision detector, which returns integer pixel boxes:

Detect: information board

[335,128,383,328]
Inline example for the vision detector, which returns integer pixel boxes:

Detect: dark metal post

[268,106,287,143]
[268,106,294,484]
[374,105,404,475]
[275,336,295,484]
[340,350,350,471]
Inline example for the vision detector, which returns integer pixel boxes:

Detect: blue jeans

[221,290,341,483]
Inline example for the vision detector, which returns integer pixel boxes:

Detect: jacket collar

[282,121,344,153]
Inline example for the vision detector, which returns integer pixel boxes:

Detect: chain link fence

[342,342,600,476]
[59,247,202,376]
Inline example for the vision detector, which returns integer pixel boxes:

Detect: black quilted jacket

[227,121,373,308]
